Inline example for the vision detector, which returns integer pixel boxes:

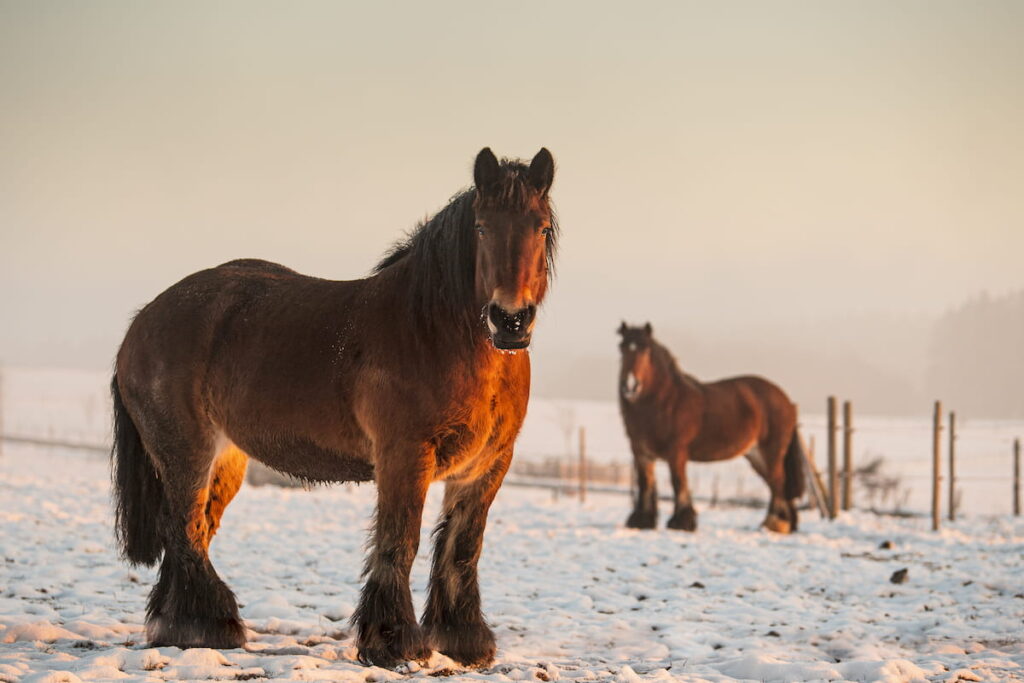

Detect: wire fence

[2,367,1021,519]
[798,404,1023,519]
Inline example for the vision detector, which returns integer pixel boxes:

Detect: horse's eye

[475,225,485,236]
[541,227,553,237]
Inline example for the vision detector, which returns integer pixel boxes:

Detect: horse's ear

[617,321,627,336]
[528,148,554,195]
[474,147,501,195]
[644,322,653,336]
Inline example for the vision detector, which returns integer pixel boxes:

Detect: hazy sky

[2,1,1022,402]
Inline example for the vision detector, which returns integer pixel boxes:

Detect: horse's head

[472,147,556,351]
[617,321,655,402]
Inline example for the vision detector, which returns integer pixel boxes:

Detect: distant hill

[928,290,1024,418]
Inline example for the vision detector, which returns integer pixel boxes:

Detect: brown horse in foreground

[617,323,806,533]
[111,148,558,668]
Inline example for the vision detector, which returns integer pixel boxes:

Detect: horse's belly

[690,432,758,463]
[237,433,375,484]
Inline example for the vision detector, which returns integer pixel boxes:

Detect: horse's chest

[638,428,675,459]
[433,389,526,481]
[624,405,677,457]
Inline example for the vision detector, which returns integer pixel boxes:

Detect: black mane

[652,338,700,390]
[373,189,476,275]
[373,160,558,341]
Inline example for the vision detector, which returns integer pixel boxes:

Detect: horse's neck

[676,370,702,393]
[372,256,486,356]
[653,347,701,401]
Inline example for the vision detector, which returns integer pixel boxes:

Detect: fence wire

[2,367,1021,518]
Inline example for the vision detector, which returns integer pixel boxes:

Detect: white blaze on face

[623,371,641,400]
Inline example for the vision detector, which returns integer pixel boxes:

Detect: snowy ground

[2,446,1023,682]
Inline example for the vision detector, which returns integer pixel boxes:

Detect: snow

[1,445,1022,682]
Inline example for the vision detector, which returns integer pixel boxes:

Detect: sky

[1,1,1022,412]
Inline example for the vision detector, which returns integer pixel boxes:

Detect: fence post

[932,401,942,531]
[827,396,838,519]
[803,434,829,518]
[842,400,853,511]
[1015,438,1021,517]
[578,426,587,504]
[948,411,956,522]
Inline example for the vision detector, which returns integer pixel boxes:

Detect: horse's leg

[758,436,794,534]
[421,454,510,667]
[146,436,246,648]
[204,445,248,545]
[353,445,433,667]
[666,451,697,531]
[625,453,658,529]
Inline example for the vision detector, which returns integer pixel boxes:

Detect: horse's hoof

[146,615,246,650]
[666,507,697,532]
[763,516,792,534]
[425,623,496,668]
[357,623,432,669]
[625,510,657,529]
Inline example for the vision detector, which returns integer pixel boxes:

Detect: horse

[616,322,806,533]
[110,147,558,669]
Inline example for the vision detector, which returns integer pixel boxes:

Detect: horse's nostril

[488,303,534,336]
[487,303,504,328]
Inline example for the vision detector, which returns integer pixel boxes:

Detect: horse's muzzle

[621,373,642,402]
[487,302,536,350]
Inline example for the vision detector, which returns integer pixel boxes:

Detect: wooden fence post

[932,401,942,531]
[827,396,838,519]
[803,434,829,518]
[1015,438,1021,517]
[842,400,853,511]
[578,426,587,504]
[948,411,956,522]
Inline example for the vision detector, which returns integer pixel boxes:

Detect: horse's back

[687,375,794,461]
[120,259,306,360]
[706,375,792,407]
[116,259,376,480]
[117,259,306,414]
[712,373,794,426]
[119,259,353,415]
[215,258,299,277]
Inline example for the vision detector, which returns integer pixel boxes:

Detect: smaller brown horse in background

[617,322,806,533]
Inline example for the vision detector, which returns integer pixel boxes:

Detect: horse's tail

[784,427,807,501]
[111,375,164,566]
